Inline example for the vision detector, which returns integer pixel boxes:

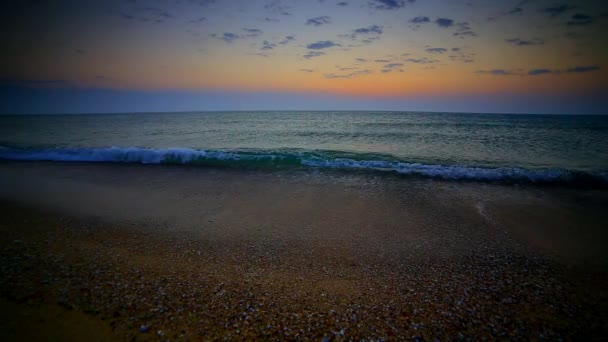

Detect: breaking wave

[1,146,606,186]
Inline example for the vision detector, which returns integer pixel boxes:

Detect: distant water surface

[1,112,607,184]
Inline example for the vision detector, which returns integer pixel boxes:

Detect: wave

[0,146,606,186]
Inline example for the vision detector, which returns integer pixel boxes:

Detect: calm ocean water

[1,111,607,184]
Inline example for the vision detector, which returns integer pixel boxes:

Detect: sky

[0,0,607,114]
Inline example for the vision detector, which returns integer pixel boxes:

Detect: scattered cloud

[566,65,600,73]
[435,18,454,28]
[487,4,525,21]
[306,16,332,26]
[369,0,413,10]
[426,47,447,54]
[453,31,477,38]
[354,25,383,34]
[355,58,368,62]
[242,28,263,38]
[341,25,384,45]
[528,69,552,75]
[448,48,475,63]
[261,40,276,50]
[120,7,174,23]
[477,65,600,76]
[374,59,391,62]
[540,4,575,17]
[299,69,315,72]
[210,29,262,43]
[476,69,519,76]
[264,0,292,16]
[505,38,544,46]
[307,40,339,50]
[404,57,437,64]
[506,7,523,15]
[188,0,214,6]
[303,51,326,59]
[337,1,348,6]
[567,13,593,26]
[410,16,430,24]
[381,63,404,73]
[210,32,241,43]
[325,69,373,79]
[279,36,295,45]
[189,17,206,24]
[453,22,476,38]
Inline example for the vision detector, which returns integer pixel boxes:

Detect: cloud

[299,69,315,72]
[279,36,295,45]
[476,69,519,76]
[210,29,263,43]
[242,28,263,38]
[337,1,348,6]
[306,40,339,50]
[453,22,476,38]
[425,47,447,54]
[354,25,383,35]
[261,40,276,50]
[435,18,454,28]
[369,0,413,10]
[120,7,174,23]
[507,7,523,15]
[567,13,593,26]
[210,32,241,43]
[341,25,383,44]
[540,4,575,17]
[404,57,437,64]
[264,0,292,16]
[505,38,544,46]
[448,48,475,63]
[385,63,403,68]
[453,31,477,37]
[374,59,391,62]
[477,66,600,76]
[566,65,600,73]
[306,16,332,26]
[410,16,430,24]
[303,51,325,59]
[382,63,404,73]
[487,5,524,21]
[324,70,373,79]
[189,0,214,6]
[355,58,368,62]
[189,17,206,24]
[528,69,552,75]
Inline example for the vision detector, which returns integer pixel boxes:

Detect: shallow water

[1,111,607,183]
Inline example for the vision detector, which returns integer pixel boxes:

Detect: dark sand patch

[0,162,607,340]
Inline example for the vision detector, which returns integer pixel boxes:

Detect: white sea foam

[0,146,604,185]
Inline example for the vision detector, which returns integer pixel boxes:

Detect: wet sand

[0,161,607,340]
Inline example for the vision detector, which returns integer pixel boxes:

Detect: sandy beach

[0,161,607,340]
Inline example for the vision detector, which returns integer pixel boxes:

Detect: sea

[1,111,607,186]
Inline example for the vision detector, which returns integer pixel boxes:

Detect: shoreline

[1,161,607,339]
